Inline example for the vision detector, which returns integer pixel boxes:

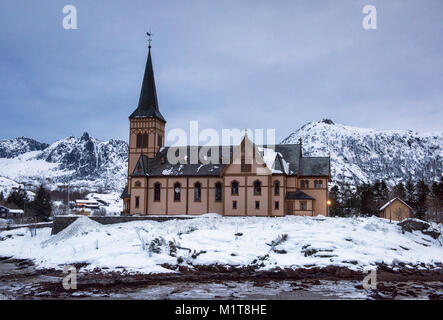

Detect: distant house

[0,206,24,223]
[379,198,412,221]
[75,199,100,216]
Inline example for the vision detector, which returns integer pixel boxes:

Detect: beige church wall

[130,186,146,215]
[302,188,328,216]
[187,178,209,215]
[271,176,285,216]
[166,178,188,215]
[293,199,313,216]
[147,177,167,215]
[381,200,411,221]
[246,176,269,216]
[286,176,298,191]
[224,176,246,216]
[208,178,223,214]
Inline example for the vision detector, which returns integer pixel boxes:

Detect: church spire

[129,34,166,122]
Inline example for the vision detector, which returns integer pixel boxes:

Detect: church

[121,41,331,217]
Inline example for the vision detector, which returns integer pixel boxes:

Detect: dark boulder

[398,219,441,240]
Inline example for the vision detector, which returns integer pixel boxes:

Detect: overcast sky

[0,0,442,144]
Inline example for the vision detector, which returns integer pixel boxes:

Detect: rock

[398,219,430,232]
[398,219,441,239]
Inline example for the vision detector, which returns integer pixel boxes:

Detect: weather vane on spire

[146,30,153,48]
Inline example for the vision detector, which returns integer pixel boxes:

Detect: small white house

[74,199,101,216]
[0,205,24,223]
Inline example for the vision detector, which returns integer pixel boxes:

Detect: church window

[215,182,222,201]
[174,183,181,201]
[142,134,149,148]
[254,180,261,195]
[136,133,142,148]
[154,183,161,201]
[274,180,280,196]
[194,182,201,202]
[231,181,239,196]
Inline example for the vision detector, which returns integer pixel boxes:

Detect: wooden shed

[379,198,412,221]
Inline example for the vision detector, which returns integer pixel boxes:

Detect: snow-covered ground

[0,215,441,275]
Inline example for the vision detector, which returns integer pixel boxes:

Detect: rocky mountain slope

[0,137,48,158]
[282,119,442,186]
[0,133,127,195]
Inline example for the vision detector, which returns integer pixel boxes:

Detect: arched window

[174,183,181,201]
[142,133,149,148]
[301,180,309,188]
[231,181,239,196]
[194,182,201,201]
[134,181,141,187]
[274,180,280,196]
[215,182,222,201]
[314,180,323,188]
[154,182,161,201]
[254,180,261,195]
[136,133,142,148]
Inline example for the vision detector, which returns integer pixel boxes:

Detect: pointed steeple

[129,42,166,122]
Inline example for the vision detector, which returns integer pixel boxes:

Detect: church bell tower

[127,37,166,175]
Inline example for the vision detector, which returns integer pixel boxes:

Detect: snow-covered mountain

[0,133,128,195]
[282,119,443,186]
[0,137,48,158]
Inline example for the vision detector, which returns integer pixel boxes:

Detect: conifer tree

[6,187,29,209]
[415,179,429,220]
[405,179,416,209]
[393,182,406,199]
[328,185,341,217]
[30,185,52,221]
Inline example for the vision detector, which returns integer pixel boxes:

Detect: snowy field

[0,215,441,274]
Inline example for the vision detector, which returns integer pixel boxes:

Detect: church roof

[129,47,166,122]
[285,190,315,200]
[130,144,330,177]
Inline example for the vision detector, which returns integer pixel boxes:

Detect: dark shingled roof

[129,47,166,122]
[299,157,330,176]
[130,144,330,178]
[285,190,315,200]
[120,185,129,199]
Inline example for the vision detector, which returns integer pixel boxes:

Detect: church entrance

[285,200,294,215]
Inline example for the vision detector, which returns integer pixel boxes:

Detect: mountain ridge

[281,119,442,186]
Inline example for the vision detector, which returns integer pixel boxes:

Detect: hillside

[0,133,127,195]
[282,119,442,186]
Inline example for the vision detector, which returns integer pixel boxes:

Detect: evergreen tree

[427,180,443,222]
[393,182,406,199]
[6,187,29,209]
[358,183,377,216]
[405,179,416,209]
[0,191,4,204]
[415,179,429,220]
[328,185,341,217]
[30,185,52,221]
